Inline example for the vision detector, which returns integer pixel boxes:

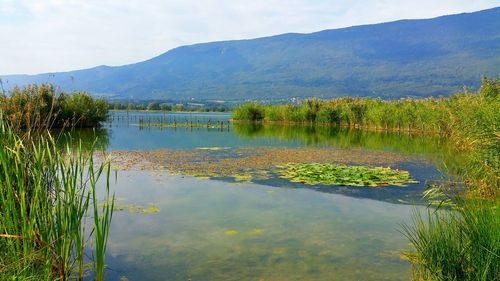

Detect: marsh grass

[0,83,108,130]
[401,197,500,281]
[0,117,114,280]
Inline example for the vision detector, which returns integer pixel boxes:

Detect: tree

[174,104,185,112]
[160,104,172,111]
[147,102,160,111]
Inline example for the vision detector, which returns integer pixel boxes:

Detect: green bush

[233,103,265,121]
[0,84,108,129]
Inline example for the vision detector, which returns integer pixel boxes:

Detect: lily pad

[277,163,418,187]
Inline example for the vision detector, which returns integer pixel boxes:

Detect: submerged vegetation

[277,163,418,187]
[0,83,108,129]
[0,117,114,279]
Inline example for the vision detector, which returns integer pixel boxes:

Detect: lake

[76,111,457,280]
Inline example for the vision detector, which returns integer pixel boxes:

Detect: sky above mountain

[1,0,498,75]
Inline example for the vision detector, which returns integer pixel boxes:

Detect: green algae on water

[277,163,418,187]
[225,229,239,235]
[101,200,161,214]
[101,147,415,186]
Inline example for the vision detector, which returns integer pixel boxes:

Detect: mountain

[2,7,499,101]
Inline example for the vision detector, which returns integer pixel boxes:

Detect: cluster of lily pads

[277,163,418,187]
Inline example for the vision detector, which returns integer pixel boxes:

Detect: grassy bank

[0,118,114,280]
[0,84,109,129]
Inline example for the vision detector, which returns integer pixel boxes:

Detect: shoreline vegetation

[0,121,115,280]
[0,85,114,280]
[0,84,108,130]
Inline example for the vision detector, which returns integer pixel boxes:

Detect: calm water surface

[79,112,457,280]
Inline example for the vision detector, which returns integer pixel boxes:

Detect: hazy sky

[0,0,498,75]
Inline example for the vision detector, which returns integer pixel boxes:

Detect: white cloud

[0,0,498,74]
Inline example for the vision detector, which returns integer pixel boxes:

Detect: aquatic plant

[0,117,114,280]
[401,196,500,281]
[92,166,114,281]
[277,163,418,187]
[101,200,161,214]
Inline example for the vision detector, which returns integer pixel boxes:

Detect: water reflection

[233,122,455,159]
[98,171,418,281]
[56,127,110,151]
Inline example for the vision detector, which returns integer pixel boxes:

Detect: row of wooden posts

[108,115,231,129]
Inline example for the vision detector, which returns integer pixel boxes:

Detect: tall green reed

[0,116,114,280]
[401,195,500,281]
[91,163,114,281]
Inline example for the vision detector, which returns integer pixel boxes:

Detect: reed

[0,83,109,130]
[401,196,500,281]
[91,164,114,281]
[0,116,114,280]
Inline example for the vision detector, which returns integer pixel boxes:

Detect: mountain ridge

[2,7,499,101]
